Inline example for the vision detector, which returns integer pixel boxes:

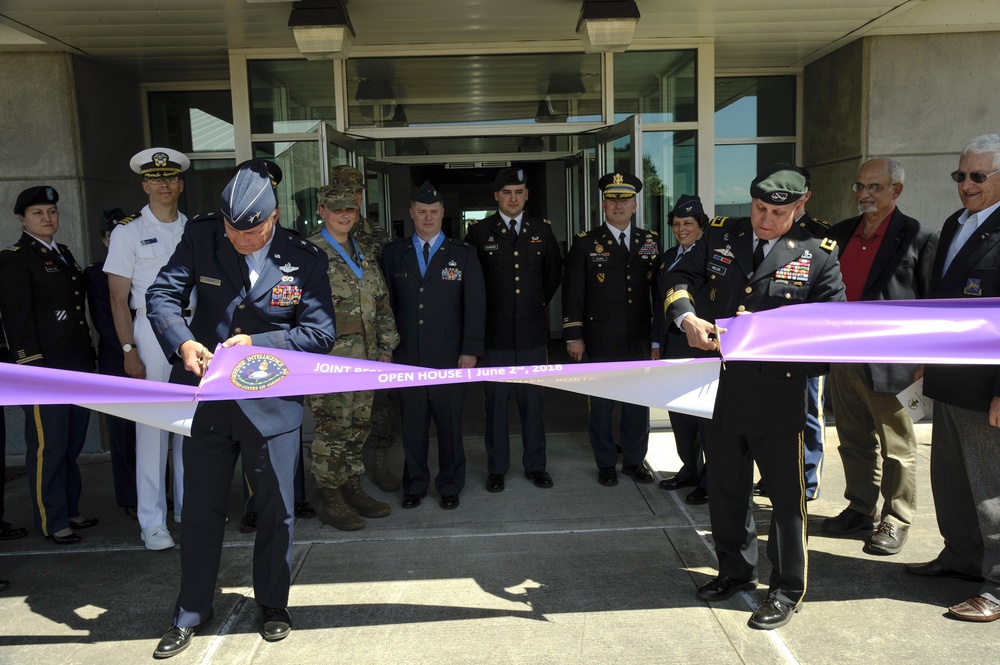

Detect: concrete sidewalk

[0,422,990,664]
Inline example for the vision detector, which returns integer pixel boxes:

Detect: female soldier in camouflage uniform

[308,184,400,530]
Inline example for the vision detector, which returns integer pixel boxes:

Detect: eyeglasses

[145,175,181,185]
[851,182,894,193]
[950,169,1000,184]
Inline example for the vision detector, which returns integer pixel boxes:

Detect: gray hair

[961,134,1000,170]
[864,157,905,185]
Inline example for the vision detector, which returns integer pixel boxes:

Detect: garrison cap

[669,194,704,221]
[598,172,643,199]
[750,163,809,204]
[130,147,190,178]
[14,186,59,215]
[411,180,442,205]
[222,160,277,231]
[100,208,126,235]
[317,184,359,210]
[492,167,527,191]
[329,165,365,191]
[235,159,282,189]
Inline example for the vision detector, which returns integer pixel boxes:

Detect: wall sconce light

[287,0,355,60]
[576,0,640,53]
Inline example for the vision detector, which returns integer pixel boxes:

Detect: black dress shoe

[68,517,99,529]
[621,464,653,483]
[752,480,767,497]
[486,474,505,493]
[239,512,258,533]
[598,467,618,486]
[696,575,757,601]
[685,487,709,505]
[658,475,698,491]
[47,531,81,545]
[294,502,316,518]
[153,625,196,659]
[0,580,9,593]
[905,559,984,582]
[748,597,800,630]
[402,494,423,508]
[261,606,292,642]
[525,470,553,488]
[440,494,460,510]
[0,521,28,540]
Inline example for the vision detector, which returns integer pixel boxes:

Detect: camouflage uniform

[329,165,399,456]
[308,229,399,492]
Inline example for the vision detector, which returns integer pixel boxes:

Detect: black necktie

[619,232,627,251]
[423,242,430,266]
[239,255,252,291]
[752,238,767,271]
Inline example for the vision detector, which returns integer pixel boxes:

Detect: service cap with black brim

[130,147,190,179]
[598,172,643,199]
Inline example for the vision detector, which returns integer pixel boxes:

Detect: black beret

[14,186,59,215]
[750,163,809,204]
[492,167,527,191]
[598,172,642,198]
[669,194,704,221]
[234,159,283,189]
[412,180,442,204]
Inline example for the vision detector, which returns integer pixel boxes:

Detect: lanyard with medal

[412,232,445,277]
[321,227,365,280]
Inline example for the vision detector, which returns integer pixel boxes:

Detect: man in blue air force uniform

[146,161,336,658]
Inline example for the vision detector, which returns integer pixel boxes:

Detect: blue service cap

[411,180,442,204]
[222,160,277,230]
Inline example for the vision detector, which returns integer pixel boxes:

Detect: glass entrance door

[595,114,644,227]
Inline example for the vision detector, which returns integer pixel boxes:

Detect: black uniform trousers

[242,439,308,513]
[1,407,7,521]
[399,383,467,496]
[482,345,547,475]
[106,413,138,509]
[667,410,708,490]
[705,423,807,607]
[22,404,90,535]
[175,401,298,629]
[587,354,650,469]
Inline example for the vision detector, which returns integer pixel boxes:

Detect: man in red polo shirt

[823,157,938,555]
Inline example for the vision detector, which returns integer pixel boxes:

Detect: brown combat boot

[342,476,391,518]
[318,488,364,531]
[371,447,400,492]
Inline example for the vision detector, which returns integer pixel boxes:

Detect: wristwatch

[122,343,136,353]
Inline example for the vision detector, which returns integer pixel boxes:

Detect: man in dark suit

[661,163,845,630]
[146,161,336,657]
[0,186,97,545]
[381,181,486,510]
[0,310,29,542]
[906,135,1000,623]
[464,167,562,493]
[562,172,661,487]
[84,208,139,520]
[823,158,937,555]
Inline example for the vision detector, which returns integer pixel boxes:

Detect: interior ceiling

[1,0,998,83]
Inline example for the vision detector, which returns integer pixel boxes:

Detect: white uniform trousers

[135,313,184,529]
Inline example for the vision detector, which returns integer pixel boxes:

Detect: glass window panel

[376,135,575,158]
[714,143,796,217]
[642,131,697,240]
[715,76,796,139]
[613,50,697,123]
[176,158,236,217]
[346,53,602,128]
[248,60,336,135]
[252,141,324,238]
[148,91,234,153]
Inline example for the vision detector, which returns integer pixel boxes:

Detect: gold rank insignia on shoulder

[1,245,18,252]
[576,231,587,238]
[119,212,140,225]
[543,218,552,225]
[710,216,729,228]
[819,237,837,252]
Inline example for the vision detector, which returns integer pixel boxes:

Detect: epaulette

[542,218,552,225]
[710,216,729,228]
[188,212,219,224]
[118,212,141,225]
[1,245,19,252]
[819,237,838,252]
